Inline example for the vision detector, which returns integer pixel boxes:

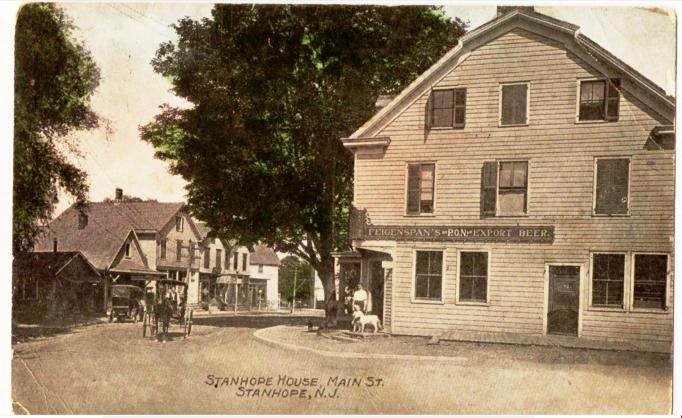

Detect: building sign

[349,207,554,244]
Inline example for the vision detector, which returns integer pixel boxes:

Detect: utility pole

[291,265,298,314]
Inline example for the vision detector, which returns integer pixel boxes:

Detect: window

[225,250,230,268]
[414,251,443,301]
[216,249,222,270]
[633,254,668,310]
[579,79,620,121]
[175,215,183,232]
[428,88,466,128]
[78,213,88,229]
[591,253,625,307]
[124,242,131,258]
[258,264,264,273]
[242,253,248,271]
[406,163,435,215]
[500,83,528,126]
[480,161,528,217]
[189,240,195,262]
[594,158,629,215]
[459,251,488,303]
[160,240,166,259]
[203,248,210,269]
[176,240,182,261]
[233,252,238,270]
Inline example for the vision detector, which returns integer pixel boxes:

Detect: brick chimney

[497,6,534,17]
[115,187,123,202]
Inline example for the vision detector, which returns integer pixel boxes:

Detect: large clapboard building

[339,7,674,347]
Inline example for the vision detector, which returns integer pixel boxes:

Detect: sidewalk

[438,329,672,354]
[192,308,325,318]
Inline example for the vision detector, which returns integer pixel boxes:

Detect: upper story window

[175,215,183,232]
[176,240,182,261]
[414,250,443,301]
[500,83,528,126]
[406,163,435,215]
[594,158,629,215]
[160,240,166,259]
[427,88,466,129]
[233,252,238,270]
[225,250,230,268]
[203,248,210,269]
[258,264,264,273]
[78,213,88,229]
[242,253,248,271]
[481,160,528,217]
[579,79,620,121]
[124,242,131,258]
[216,249,222,270]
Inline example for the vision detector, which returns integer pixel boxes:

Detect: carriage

[107,284,144,323]
[141,279,193,339]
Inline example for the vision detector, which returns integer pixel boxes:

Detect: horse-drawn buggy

[107,284,144,323]
[141,279,193,340]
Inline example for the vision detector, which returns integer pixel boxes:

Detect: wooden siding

[352,28,673,343]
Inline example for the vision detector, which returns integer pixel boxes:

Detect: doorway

[369,261,384,320]
[547,265,580,336]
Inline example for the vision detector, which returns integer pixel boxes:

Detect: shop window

[458,251,488,303]
[204,248,210,269]
[594,158,629,215]
[407,163,435,215]
[480,161,528,217]
[591,253,625,307]
[426,88,466,129]
[633,254,668,310]
[414,251,443,301]
[160,240,166,259]
[500,83,528,126]
[579,79,620,121]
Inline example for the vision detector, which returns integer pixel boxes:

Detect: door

[369,261,384,320]
[547,265,580,336]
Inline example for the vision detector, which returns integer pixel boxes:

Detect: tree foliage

[14,3,101,253]
[141,5,466,315]
[279,255,315,304]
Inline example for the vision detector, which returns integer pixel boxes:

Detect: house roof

[250,245,281,267]
[34,201,184,270]
[346,8,674,142]
[110,258,165,276]
[13,251,101,283]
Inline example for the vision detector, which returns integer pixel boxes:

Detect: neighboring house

[13,251,101,315]
[248,245,281,309]
[340,7,674,348]
[194,221,251,309]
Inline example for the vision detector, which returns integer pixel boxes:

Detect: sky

[32,3,677,215]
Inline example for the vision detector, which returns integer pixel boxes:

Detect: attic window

[78,213,88,229]
[427,88,466,129]
[176,215,183,232]
[125,242,131,258]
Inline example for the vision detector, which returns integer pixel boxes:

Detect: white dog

[351,309,382,333]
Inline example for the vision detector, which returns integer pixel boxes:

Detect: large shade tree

[14,4,101,253]
[141,5,466,318]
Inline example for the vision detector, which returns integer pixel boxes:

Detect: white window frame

[588,251,628,312]
[456,248,491,306]
[592,156,631,216]
[495,159,530,217]
[124,242,131,258]
[176,215,184,232]
[499,81,530,127]
[404,161,437,217]
[410,248,446,304]
[630,252,671,313]
[575,77,620,124]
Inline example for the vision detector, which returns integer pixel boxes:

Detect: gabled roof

[13,251,101,282]
[346,8,674,142]
[250,245,281,267]
[34,201,184,270]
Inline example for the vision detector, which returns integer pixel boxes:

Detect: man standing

[353,284,368,313]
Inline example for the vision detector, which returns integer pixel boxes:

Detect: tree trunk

[318,257,337,325]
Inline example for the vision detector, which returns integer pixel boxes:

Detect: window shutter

[605,79,620,121]
[424,91,433,131]
[480,161,498,217]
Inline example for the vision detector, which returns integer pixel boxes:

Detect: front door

[547,265,580,336]
[369,261,384,320]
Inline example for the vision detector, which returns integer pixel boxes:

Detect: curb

[253,325,468,362]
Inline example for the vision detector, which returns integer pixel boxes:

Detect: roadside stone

[427,336,440,345]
